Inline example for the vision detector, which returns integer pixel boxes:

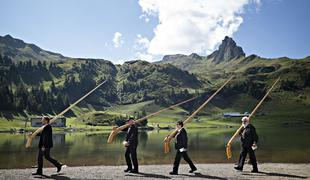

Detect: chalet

[223,112,250,118]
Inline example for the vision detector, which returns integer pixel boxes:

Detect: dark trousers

[125,145,138,171]
[37,148,61,173]
[237,147,258,171]
[173,150,196,173]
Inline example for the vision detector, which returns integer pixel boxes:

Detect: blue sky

[0,0,309,63]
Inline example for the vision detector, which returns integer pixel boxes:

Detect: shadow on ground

[125,172,171,179]
[33,173,71,180]
[183,172,227,180]
[242,171,308,179]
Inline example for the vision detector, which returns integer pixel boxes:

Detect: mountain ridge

[0,34,309,129]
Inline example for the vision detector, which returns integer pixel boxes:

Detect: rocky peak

[208,36,245,63]
[189,53,202,60]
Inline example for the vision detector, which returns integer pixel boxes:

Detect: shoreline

[1,163,309,179]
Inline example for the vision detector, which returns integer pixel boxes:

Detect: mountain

[157,53,204,72]
[157,36,246,71]
[0,34,309,128]
[0,35,205,115]
[0,34,65,61]
[207,36,245,63]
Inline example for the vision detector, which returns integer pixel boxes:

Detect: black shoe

[57,164,64,173]
[169,171,178,175]
[251,169,259,173]
[234,166,243,171]
[189,167,197,173]
[124,168,132,172]
[32,172,42,176]
[129,170,139,174]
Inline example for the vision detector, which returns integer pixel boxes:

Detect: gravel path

[0,163,309,180]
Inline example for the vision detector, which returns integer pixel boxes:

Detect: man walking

[32,116,63,175]
[234,116,259,172]
[123,117,139,173]
[169,121,197,175]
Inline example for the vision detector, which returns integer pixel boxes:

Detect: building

[30,117,66,127]
[223,112,250,118]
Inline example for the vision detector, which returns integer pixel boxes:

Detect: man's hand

[123,141,129,147]
[41,147,45,151]
[252,143,257,150]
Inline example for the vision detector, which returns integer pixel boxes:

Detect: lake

[0,126,310,169]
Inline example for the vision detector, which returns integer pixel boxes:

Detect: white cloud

[139,14,150,22]
[133,34,155,61]
[134,34,150,50]
[112,32,124,48]
[138,0,260,55]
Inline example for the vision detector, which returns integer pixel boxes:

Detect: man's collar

[243,123,249,128]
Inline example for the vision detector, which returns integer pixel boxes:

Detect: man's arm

[42,125,52,148]
[127,126,136,145]
[179,130,187,148]
[251,125,258,143]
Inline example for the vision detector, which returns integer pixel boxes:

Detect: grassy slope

[1,55,309,131]
[1,88,309,131]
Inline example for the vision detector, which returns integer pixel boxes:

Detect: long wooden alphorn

[25,80,107,148]
[225,77,280,159]
[107,96,198,144]
[163,76,234,153]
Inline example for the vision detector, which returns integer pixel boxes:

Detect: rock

[208,36,245,63]
[189,53,202,60]
[162,54,188,61]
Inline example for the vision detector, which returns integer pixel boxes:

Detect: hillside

[0,35,205,120]
[158,36,310,96]
[0,35,66,62]
[0,34,309,130]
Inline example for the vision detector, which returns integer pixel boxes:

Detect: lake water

[0,127,310,169]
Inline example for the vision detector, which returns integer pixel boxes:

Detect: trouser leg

[131,146,138,171]
[44,148,61,168]
[248,148,258,171]
[182,152,196,170]
[125,147,132,169]
[37,148,44,174]
[173,150,182,173]
[238,147,248,170]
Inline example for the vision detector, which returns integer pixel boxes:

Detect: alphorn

[163,76,234,153]
[225,77,280,159]
[107,96,197,144]
[25,80,107,148]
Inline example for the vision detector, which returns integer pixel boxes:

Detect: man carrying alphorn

[226,77,280,172]
[123,117,139,174]
[164,76,234,174]
[169,120,197,175]
[32,116,64,176]
[234,116,258,172]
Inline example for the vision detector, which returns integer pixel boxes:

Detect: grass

[1,88,309,132]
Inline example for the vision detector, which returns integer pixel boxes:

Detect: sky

[0,0,309,64]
